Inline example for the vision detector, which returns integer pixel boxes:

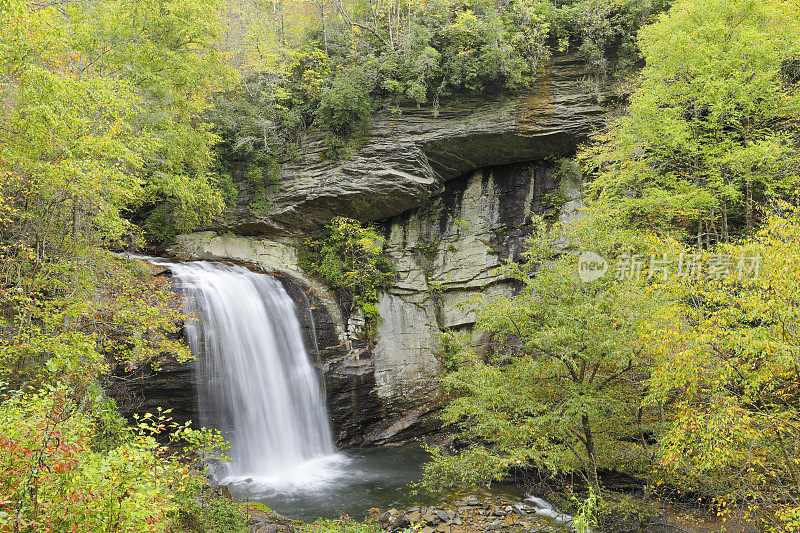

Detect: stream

[225,445,436,522]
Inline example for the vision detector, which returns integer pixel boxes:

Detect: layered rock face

[220,55,604,235]
[372,161,582,405]
[128,53,604,447]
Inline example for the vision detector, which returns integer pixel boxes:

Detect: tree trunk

[581,414,600,492]
[322,6,328,56]
[746,179,754,233]
[279,0,285,46]
[721,200,729,242]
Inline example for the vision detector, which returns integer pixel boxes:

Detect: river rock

[422,512,440,525]
[390,514,411,531]
[242,501,302,533]
[379,493,559,532]
[254,526,281,533]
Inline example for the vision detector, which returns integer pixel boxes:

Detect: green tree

[299,217,393,337]
[0,1,245,529]
[646,208,800,528]
[423,221,663,492]
[583,0,800,243]
[318,64,374,140]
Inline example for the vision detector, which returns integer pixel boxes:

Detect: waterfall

[162,260,342,487]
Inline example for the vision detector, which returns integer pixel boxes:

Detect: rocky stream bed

[244,490,752,533]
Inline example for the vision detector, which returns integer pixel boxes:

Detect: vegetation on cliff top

[207,0,671,189]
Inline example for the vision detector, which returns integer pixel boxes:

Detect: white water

[525,495,589,532]
[162,260,346,489]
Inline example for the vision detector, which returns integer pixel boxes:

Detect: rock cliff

[221,55,604,234]
[120,53,605,447]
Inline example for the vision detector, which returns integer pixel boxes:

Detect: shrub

[0,387,229,532]
[303,517,382,533]
[318,65,375,153]
[172,488,251,533]
[299,217,393,337]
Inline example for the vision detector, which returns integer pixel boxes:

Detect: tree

[1,0,234,248]
[646,208,800,528]
[423,221,663,492]
[583,0,800,244]
[0,0,242,528]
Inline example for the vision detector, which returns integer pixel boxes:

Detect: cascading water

[161,260,345,488]
[134,256,428,520]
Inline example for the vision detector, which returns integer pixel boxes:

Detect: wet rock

[390,514,411,532]
[324,356,384,447]
[242,502,301,533]
[380,493,553,533]
[105,358,198,428]
[422,512,440,525]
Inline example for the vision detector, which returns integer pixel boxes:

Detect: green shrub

[299,217,393,337]
[318,66,374,136]
[318,65,375,154]
[144,203,179,245]
[173,489,251,533]
[303,517,382,533]
[241,157,280,216]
